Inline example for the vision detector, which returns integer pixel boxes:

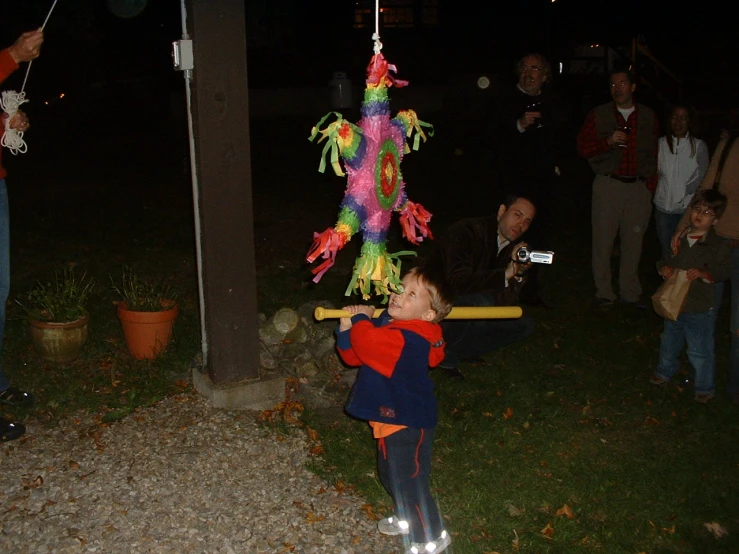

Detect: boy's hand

[686,268,707,281]
[659,265,674,279]
[338,305,375,331]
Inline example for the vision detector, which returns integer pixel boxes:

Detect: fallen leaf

[704,522,728,539]
[556,504,574,519]
[512,529,520,549]
[361,503,380,520]
[305,427,319,441]
[482,412,494,417]
[503,407,513,420]
[541,522,555,539]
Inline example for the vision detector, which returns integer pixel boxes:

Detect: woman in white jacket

[653,104,709,259]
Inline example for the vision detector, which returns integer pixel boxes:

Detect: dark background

[1,1,735,106]
[0,1,736,192]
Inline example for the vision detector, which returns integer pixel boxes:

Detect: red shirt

[0,48,21,180]
[577,102,659,192]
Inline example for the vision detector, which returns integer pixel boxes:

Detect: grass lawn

[2,113,738,553]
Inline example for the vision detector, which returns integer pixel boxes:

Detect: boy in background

[336,265,453,554]
[651,190,731,403]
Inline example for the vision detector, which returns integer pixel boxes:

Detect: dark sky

[1,1,734,103]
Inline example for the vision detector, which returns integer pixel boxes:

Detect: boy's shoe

[1,418,26,442]
[406,530,451,554]
[695,393,715,404]
[377,515,409,536]
[649,374,669,386]
[0,386,35,408]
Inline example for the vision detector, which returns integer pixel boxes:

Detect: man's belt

[607,174,640,183]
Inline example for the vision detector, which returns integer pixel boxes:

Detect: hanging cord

[372,0,382,55]
[1,0,59,155]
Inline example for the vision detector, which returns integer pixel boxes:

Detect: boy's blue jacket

[336,310,446,428]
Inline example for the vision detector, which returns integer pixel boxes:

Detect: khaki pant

[591,174,653,302]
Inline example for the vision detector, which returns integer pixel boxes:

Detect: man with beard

[424,194,537,378]
[577,68,659,310]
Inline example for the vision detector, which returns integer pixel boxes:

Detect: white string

[372,0,382,55]
[2,0,60,155]
[0,91,29,154]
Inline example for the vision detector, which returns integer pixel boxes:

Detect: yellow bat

[314,306,523,321]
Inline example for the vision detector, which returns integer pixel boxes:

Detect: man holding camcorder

[425,194,553,378]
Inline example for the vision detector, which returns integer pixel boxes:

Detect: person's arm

[674,137,727,251]
[685,140,710,195]
[645,115,660,192]
[347,319,406,378]
[335,306,376,366]
[443,223,507,295]
[577,109,612,159]
[0,48,19,84]
[696,239,733,284]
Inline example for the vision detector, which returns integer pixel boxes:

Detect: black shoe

[0,387,35,408]
[437,362,465,380]
[0,418,25,442]
[620,299,648,311]
[595,297,614,309]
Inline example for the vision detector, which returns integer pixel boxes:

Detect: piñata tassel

[394,109,435,151]
[345,241,416,301]
[398,200,434,245]
[306,228,349,283]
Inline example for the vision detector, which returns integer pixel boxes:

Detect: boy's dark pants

[377,427,443,544]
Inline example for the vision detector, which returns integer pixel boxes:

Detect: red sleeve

[347,320,405,378]
[576,109,611,159]
[0,48,19,85]
[336,342,362,367]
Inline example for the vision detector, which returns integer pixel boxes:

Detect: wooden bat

[314,305,523,321]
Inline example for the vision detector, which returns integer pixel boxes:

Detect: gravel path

[0,392,399,553]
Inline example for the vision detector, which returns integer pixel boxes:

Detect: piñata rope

[372,0,382,55]
[2,0,59,155]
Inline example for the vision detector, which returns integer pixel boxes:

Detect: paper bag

[651,269,691,321]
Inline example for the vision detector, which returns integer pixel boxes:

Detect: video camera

[516,247,555,265]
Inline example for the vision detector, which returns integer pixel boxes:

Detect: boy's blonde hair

[405,265,453,323]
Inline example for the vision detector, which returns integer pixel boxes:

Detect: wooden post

[185,0,260,384]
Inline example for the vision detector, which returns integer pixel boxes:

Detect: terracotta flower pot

[29,313,89,362]
[117,301,179,360]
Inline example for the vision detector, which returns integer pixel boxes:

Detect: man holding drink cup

[577,68,659,310]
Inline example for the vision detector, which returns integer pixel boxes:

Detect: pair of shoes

[0,386,35,408]
[595,297,614,309]
[649,374,669,386]
[406,530,451,554]
[0,418,26,442]
[695,393,715,404]
[377,515,409,536]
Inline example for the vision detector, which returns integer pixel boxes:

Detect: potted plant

[111,266,179,360]
[16,266,96,362]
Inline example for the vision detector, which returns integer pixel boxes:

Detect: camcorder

[516,247,555,265]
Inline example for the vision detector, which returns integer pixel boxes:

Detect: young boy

[336,265,453,554]
[650,189,731,403]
